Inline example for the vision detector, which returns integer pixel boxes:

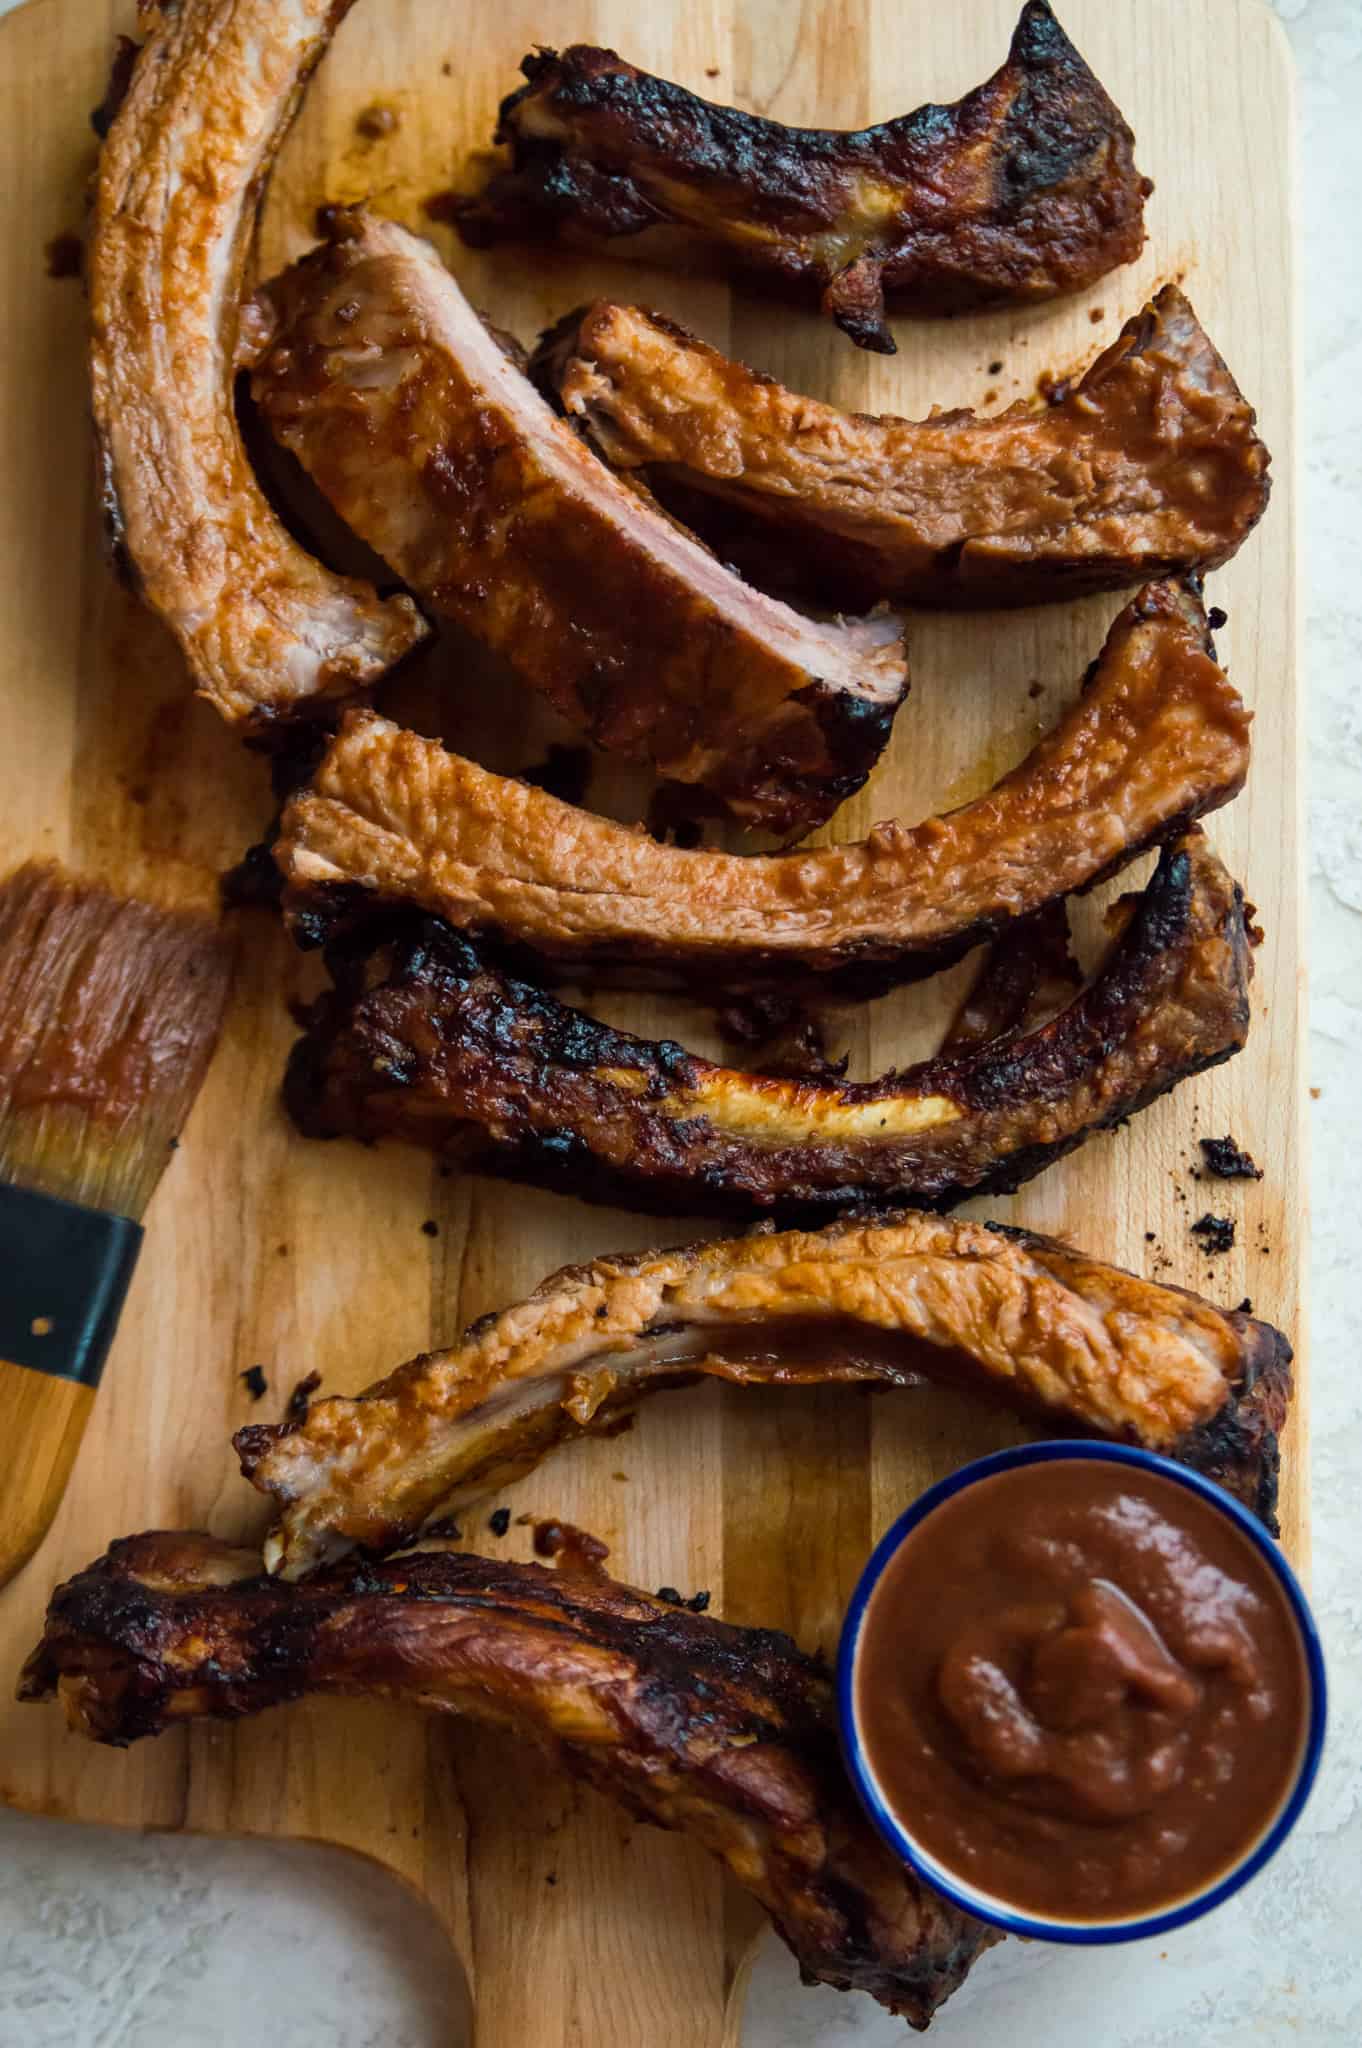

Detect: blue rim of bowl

[837,1438,1328,1945]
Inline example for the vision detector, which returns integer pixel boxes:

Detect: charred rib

[252,213,908,834]
[278,581,1249,997]
[19,1532,995,2027]
[235,1211,1290,1580]
[544,289,1270,609]
[455,3,1150,352]
[283,830,1253,1218]
[90,2,426,725]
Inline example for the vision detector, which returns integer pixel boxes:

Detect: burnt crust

[282,832,1253,1219]
[455,2,1150,352]
[19,1533,995,2026]
[1171,1316,1292,1529]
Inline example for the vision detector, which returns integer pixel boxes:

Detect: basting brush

[0,861,234,1587]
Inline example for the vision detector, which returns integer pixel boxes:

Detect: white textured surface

[0,1815,469,2048]
[1,1,1359,2041]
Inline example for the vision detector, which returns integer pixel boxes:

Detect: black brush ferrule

[0,1182,143,1387]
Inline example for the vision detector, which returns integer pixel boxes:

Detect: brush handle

[0,1183,142,1586]
[0,1368,96,1586]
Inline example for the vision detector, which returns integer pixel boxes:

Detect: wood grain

[0,3,1299,2043]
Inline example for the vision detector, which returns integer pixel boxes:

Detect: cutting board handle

[721,1933,761,2047]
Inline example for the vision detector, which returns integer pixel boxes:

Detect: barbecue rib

[283,830,1253,1217]
[90,1,426,726]
[19,1532,996,2027]
[940,902,1082,1052]
[454,3,1150,353]
[543,289,1270,609]
[278,581,1249,997]
[251,213,908,835]
[236,1213,1290,1580]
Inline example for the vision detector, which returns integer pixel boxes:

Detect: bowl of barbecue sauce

[838,1442,1325,1941]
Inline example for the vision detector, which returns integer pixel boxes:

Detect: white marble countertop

[2,1,1359,2041]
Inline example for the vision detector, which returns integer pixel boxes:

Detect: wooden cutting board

[0,1,1299,2041]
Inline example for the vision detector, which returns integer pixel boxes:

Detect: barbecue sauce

[853,1460,1308,1922]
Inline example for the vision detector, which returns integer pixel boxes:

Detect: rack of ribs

[235,1208,1290,1581]
[19,1531,999,2030]
[89,0,426,725]
[541,289,1269,610]
[276,580,1250,996]
[250,211,908,836]
[455,3,1150,353]
[281,832,1254,1221]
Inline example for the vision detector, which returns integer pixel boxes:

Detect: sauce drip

[854,1461,1307,1921]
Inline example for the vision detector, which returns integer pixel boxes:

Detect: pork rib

[939,901,1083,1052]
[283,830,1252,1217]
[544,289,1270,609]
[19,1532,996,2028]
[251,212,908,834]
[454,3,1150,353]
[90,1,426,726]
[235,1211,1290,1581]
[278,581,1249,996]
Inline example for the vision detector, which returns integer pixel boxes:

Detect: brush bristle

[0,862,235,1219]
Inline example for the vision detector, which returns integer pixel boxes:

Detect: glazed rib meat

[278,581,1249,996]
[455,3,1150,353]
[283,830,1253,1218]
[19,1532,995,2028]
[236,1212,1290,1580]
[544,289,1270,609]
[939,901,1082,1052]
[90,1,426,726]
[251,213,908,835]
